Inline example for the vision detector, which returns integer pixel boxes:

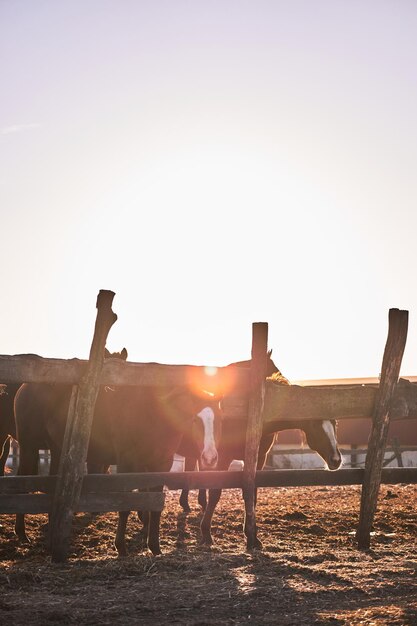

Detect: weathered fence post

[49,290,117,562]
[356,308,408,550]
[243,322,268,550]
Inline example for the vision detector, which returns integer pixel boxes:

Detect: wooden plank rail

[269,443,417,460]
[221,379,417,421]
[1,469,416,515]
[0,355,250,389]
[0,492,165,514]
[1,355,417,423]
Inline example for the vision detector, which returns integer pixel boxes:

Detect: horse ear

[121,348,128,360]
[104,348,111,358]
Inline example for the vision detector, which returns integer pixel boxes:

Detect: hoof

[201,535,214,546]
[115,543,128,558]
[246,538,263,551]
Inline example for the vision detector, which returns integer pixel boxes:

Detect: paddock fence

[0,291,416,559]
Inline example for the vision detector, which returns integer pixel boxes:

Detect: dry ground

[0,484,416,625]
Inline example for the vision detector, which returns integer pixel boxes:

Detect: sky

[1,0,417,381]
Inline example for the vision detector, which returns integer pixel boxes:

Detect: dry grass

[1,484,416,625]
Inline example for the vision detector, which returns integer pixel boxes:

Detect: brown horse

[179,416,342,513]
[107,384,222,556]
[13,348,128,542]
[0,383,20,475]
[177,359,342,549]
[14,349,223,554]
[178,351,286,511]
[199,412,342,548]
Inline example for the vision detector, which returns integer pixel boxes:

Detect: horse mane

[267,371,291,386]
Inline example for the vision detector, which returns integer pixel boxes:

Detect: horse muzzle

[200,449,218,470]
[327,453,343,471]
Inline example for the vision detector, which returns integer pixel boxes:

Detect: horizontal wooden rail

[1,468,416,501]
[0,355,249,389]
[2,356,417,423]
[0,491,165,515]
[270,444,417,456]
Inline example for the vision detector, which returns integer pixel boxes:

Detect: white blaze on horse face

[321,420,342,470]
[197,406,218,469]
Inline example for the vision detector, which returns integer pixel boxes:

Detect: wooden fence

[267,442,417,469]
[0,291,416,560]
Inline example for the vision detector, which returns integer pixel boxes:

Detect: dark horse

[177,356,342,548]
[199,411,342,548]
[0,383,20,475]
[106,384,222,556]
[13,349,128,542]
[177,350,286,511]
[14,349,223,555]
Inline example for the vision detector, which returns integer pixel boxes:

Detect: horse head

[165,387,223,470]
[301,419,342,470]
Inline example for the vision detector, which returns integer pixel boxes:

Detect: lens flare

[204,366,218,377]
[186,365,240,397]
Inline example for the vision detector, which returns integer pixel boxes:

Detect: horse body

[199,415,342,547]
[0,383,20,475]
[14,382,118,471]
[13,349,223,555]
[178,350,282,511]
[177,352,342,547]
[13,349,127,541]
[109,384,222,555]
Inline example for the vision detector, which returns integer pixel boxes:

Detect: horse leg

[115,511,130,557]
[0,436,10,476]
[200,455,233,544]
[197,488,207,511]
[15,447,39,543]
[147,488,164,556]
[137,508,150,545]
[179,490,191,512]
[179,456,197,512]
[200,488,222,545]
[195,459,208,511]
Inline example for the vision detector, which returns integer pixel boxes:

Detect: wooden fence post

[243,322,268,550]
[356,308,408,550]
[49,290,117,562]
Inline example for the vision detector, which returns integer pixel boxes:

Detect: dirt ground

[0,484,416,626]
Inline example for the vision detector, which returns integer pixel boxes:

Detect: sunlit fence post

[356,308,409,550]
[242,322,268,550]
[49,290,117,563]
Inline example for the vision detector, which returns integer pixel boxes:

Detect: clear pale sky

[1,1,417,381]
